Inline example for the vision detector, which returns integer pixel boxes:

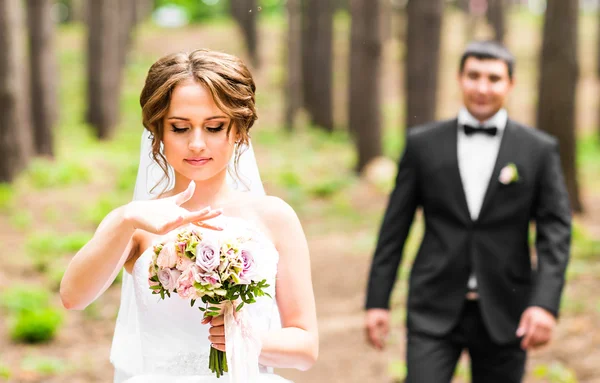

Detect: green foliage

[571,221,600,260]
[154,0,230,23]
[153,0,285,23]
[0,183,15,212]
[532,362,578,383]
[26,158,91,189]
[0,286,50,314]
[116,160,141,193]
[81,194,127,226]
[9,209,33,230]
[20,355,68,376]
[388,360,406,382]
[0,362,11,379]
[308,178,351,199]
[453,358,470,380]
[1,286,64,343]
[25,231,92,272]
[9,308,64,344]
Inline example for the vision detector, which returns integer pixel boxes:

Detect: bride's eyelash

[171,125,188,133]
[206,124,224,133]
[170,123,225,134]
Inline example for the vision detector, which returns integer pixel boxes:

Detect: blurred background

[0,0,599,382]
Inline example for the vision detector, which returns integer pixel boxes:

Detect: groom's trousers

[405,300,526,383]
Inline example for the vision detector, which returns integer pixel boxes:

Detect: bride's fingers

[192,221,223,231]
[171,181,196,206]
[181,207,221,224]
[210,315,225,326]
[208,335,225,344]
[211,343,226,352]
[209,326,224,336]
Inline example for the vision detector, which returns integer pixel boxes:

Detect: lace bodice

[131,216,281,376]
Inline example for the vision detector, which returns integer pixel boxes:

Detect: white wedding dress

[121,216,291,383]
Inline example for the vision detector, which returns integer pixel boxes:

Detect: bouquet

[148,226,271,379]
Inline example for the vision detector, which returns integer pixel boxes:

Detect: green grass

[532,362,578,383]
[0,362,11,379]
[25,158,92,189]
[0,285,50,314]
[20,355,69,376]
[0,183,15,212]
[25,231,92,272]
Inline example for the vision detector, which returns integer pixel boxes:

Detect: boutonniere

[499,163,519,185]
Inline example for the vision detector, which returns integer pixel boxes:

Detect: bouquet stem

[209,346,228,378]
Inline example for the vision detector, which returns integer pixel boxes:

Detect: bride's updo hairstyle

[139,49,258,190]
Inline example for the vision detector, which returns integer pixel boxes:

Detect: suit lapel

[445,120,473,224]
[478,120,519,220]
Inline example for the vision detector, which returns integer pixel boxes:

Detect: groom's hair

[459,40,515,79]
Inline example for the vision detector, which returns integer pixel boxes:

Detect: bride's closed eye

[170,124,225,134]
[206,124,224,133]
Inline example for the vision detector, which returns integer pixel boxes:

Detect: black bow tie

[463,124,498,137]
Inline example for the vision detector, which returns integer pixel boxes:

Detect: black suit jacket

[365,118,572,344]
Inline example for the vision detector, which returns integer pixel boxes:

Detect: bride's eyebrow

[166,116,228,121]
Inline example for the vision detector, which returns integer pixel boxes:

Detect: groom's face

[458,57,514,122]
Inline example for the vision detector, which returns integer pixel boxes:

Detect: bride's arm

[60,206,138,310]
[258,197,319,371]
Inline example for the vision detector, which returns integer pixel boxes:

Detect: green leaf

[149,285,161,290]
[236,302,244,312]
[190,299,196,307]
[208,306,221,311]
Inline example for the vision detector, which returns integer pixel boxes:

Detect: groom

[364,41,571,382]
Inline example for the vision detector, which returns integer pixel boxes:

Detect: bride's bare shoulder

[250,195,301,238]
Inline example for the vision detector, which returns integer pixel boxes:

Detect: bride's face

[162,79,237,182]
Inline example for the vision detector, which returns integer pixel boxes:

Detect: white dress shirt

[457,107,508,290]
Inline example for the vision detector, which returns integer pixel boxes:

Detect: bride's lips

[184,157,212,166]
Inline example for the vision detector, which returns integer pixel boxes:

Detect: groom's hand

[516,306,556,350]
[365,308,390,350]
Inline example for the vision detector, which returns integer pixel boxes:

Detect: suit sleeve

[530,140,572,317]
[365,134,420,309]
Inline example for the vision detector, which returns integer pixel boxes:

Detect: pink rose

[176,266,199,299]
[238,248,256,284]
[196,241,220,273]
[158,268,182,292]
[176,255,194,271]
[157,244,178,269]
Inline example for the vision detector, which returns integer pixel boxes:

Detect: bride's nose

[188,128,207,152]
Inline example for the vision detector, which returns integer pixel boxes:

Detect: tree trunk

[536,0,581,212]
[284,0,302,132]
[230,0,259,68]
[486,0,506,43]
[26,0,57,157]
[0,0,32,182]
[133,0,153,24]
[349,0,382,172]
[597,7,600,144]
[405,0,443,129]
[303,0,334,131]
[86,0,123,139]
[301,0,314,116]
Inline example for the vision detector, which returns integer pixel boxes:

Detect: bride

[60,49,318,382]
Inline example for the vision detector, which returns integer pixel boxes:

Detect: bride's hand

[123,181,223,234]
[205,315,226,352]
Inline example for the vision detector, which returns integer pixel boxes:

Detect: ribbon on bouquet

[221,301,262,383]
